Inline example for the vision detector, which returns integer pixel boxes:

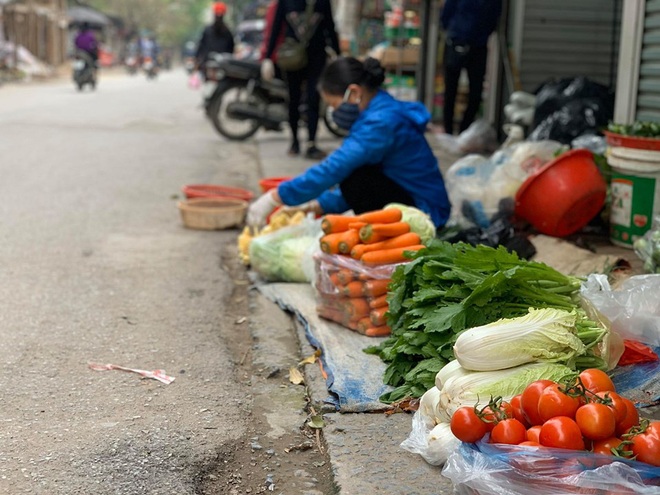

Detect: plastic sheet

[442,440,660,495]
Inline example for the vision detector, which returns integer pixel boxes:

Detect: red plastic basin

[182,184,254,202]
[514,149,607,237]
[603,131,660,151]
[259,176,292,193]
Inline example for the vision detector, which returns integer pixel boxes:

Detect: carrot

[361,244,426,265]
[337,229,360,254]
[357,209,402,224]
[328,272,342,287]
[356,317,372,335]
[348,221,368,231]
[353,233,422,258]
[320,232,345,254]
[370,306,388,326]
[341,297,370,318]
[317,306,349,325]
[336,268,356,285]
[362,279,391,297]
[364,325,392,337]
[368,294,388,309]
[371,222,410,237]
[340,280,365,298]
[350,244,370,260]
[361,231,389,244]
[321,214,356,234]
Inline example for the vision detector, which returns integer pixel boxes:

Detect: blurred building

[1,0,69,66]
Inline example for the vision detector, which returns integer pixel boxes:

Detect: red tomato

[490,418,527,445]
[521,380,555,426]
[537,383,581,422]
[526,425,542,443]
[615,398,640,437]
[578,369,615,394]
[450,406,488,443]
[509,394,530,428]
[630,428,660,466]
[539,416,586,450]
[646,421,660,438]
[481,401,514,430]
[595,391,627,424]
[575,403,616,441]
[592,436,623,456]
[518,440,542,447]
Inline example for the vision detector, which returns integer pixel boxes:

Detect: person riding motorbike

[247,57,451,229]
[195,2,235,76]
[74,22,98,70]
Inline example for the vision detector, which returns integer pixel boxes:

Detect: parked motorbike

[202,53,346,141]
[73,51,96,91]
[142,56,158,80]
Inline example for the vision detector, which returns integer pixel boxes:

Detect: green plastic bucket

[608,147,660,247]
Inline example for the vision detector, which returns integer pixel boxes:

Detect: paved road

[0,69,261,494]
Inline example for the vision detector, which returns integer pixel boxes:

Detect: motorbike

[125,54,139,75]
[184,56,196,74]
[202,53,347,141]
[72,51,96,91]
[142,56,158,80]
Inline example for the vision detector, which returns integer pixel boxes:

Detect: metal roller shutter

[637,0,660,121]
[518,0,621,92]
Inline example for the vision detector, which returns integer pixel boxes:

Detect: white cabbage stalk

[400,411,459,466]
[435,359,469,390]
[454,307,586,371]
[438,362,573,419]
[418,386,442,428]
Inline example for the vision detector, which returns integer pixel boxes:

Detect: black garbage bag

[529,77,614,144]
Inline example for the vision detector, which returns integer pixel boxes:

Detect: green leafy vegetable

[608,121,660,138]
[365,241,608,403]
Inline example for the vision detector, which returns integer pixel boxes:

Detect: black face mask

[331,89,361,130]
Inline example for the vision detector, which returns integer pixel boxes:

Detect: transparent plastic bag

[580,274,660,346]
[634,216,660,274]
[442,440,660,495]
[400,410,460,466]
[188,71,201,90]
[249,216,322,283]
[313,252,400,296]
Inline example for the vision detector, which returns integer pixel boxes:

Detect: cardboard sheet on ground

[258,283,392,412]
[530,235,620,276]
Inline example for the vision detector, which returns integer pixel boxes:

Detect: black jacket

[195,23,235,64]
[265,0,339,60]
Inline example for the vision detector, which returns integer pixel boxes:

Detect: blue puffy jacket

[278,90,451,227]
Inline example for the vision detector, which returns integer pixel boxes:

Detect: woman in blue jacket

[247,57,451,228]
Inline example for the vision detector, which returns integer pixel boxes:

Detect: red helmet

[213,2,227,16]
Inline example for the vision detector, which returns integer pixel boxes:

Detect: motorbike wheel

[323,105,349,138]
[207,82,263,141]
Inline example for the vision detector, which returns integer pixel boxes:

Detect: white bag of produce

[400,411,460,466]
[249,216,322,283]
[581,273,660,347]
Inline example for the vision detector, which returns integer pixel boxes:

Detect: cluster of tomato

[450,369,660,467]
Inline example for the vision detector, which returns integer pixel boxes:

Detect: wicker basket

[177,197,248,230]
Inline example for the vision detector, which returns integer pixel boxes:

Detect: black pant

[340,166,414,214]
[285,54,325,145]
[443,41,488,135]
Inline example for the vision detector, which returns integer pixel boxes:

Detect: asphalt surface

[0,69,261,494]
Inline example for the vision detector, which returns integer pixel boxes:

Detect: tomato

[595,391,627,424]
[575,403,616,440]
[615,398,640,437]
[630,428,660,466]
[521,380,555,426]
[647,421,660,438]
[537,383,581,422]
[450,406,488,443]
[539,416,585,450]
[518,440,542,447]
[509,394,530,428]
[578,369,615,394]
[592,436,623,456]
[490,418,527,445]
[481,401,514,431]
[526,425,542,443]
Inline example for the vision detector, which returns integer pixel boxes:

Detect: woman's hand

[246,190,280,227]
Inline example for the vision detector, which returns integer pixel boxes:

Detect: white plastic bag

[400,410,460,466]
[580,274,660,346]
[188,71,201,90]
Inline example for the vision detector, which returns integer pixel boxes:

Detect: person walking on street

[195,2,235,74]
[247,57,451,229]
[441,0,501,134]
[262,0,340,159]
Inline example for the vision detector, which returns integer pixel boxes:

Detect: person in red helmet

[194,2,234,74]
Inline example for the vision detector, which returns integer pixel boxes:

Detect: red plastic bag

[618,339,659,366]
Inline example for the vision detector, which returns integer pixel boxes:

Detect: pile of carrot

[319,208,425,265]
[314,208,427,338]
